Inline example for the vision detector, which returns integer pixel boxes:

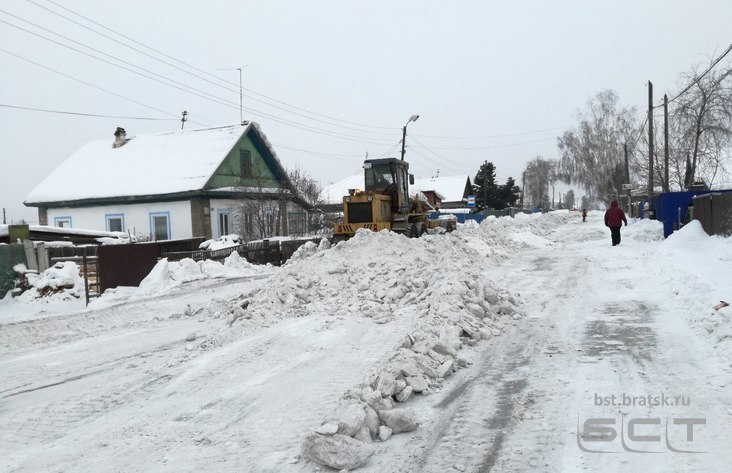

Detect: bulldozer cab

[363,158,412,213]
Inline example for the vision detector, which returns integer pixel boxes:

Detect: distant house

[412,175,473,209]
[24,123,312,241]
[321,173,472,210]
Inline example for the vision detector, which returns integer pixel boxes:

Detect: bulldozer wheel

[445,223,454,233]
[419,223,427,236]
[408,222,420,238]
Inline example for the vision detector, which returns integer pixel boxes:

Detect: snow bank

[138,252,266,296]
[661,219,709,248]
[215,224,526,468]
[651,219,732,351]
[624,218,664,242]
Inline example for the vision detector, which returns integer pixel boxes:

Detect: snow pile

[138,252,266,296]
[652,220,732,348]
[286,238,331,262]
[624,218,664,242]
[198,234,243,250]
[467,210,573,256]
[218,227,521,469]
[13,261,85,302]
[661,219,709,247]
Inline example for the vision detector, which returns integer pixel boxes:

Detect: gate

[97,243,158,292]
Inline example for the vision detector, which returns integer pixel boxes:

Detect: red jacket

[604,200,627,227]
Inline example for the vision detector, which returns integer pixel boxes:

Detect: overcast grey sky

[1,0,730,223]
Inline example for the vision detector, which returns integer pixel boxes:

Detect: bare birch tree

[670,63,732,189]
[557,90,638,203]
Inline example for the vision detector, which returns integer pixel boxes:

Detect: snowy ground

[1,211,731,472]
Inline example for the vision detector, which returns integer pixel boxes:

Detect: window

[266,212,275,237]
[105,213,125,232]
[149,212,170,241]
[288,212,306,236]
[240,150,252,178]
[244,213,254,236]
[216,209,232,237]
[54,216,72,228]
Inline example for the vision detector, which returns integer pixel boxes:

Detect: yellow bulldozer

[332,158,455,243]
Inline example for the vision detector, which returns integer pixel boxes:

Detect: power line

[0,46,205,124]
[0,103,178,120]
[656,42,732,108]
[29,0,397,133]
[413,124,573,140]
[412,136,557,151]
[1,15,395,144]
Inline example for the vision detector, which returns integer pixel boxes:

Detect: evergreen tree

[496,177,521,209]
[473,161,498,210]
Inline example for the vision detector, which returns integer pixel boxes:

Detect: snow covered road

[1,212,731,472]
[363,213,732,472]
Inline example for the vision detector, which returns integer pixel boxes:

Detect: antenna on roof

[181,110,188,130]
[218,66,247,125]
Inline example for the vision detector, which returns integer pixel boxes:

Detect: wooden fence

[693,193,732,236]
[4,237,321,300]
[162,238,321,266]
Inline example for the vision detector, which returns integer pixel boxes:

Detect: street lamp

[400,114,420,161]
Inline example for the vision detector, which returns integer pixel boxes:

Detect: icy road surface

[1,211,731,472]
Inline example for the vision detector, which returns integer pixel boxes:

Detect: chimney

[113,127,127,148]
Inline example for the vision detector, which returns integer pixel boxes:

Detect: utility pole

[181,110,188,130]
[2,207,6,225]
[647,80,655,214]
[624,143,631,217]
[663,93,669,192]
[400,114,419,161]
[520,171,526,209]
[552,185,555,209]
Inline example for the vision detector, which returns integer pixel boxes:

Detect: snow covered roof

[412,175,471,203]
[322,173,471,205]
[25,123,281,205]
[322,173,363,204]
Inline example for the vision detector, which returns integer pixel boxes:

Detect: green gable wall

[206,130,280,189]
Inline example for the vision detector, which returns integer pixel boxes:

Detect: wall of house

[46,200,193,241]
[207,198,309,240]
[206,132,280,189]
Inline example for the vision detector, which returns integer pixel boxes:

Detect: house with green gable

[24,123,313,241]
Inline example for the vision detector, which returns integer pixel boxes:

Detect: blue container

[648,190,732,238]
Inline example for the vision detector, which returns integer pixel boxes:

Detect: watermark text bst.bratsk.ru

[594,393,690,408]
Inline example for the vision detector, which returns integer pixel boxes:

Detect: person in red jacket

[604,200,627,246]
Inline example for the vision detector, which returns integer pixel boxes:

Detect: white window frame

[105,213,125,232]
[149,211,171,241]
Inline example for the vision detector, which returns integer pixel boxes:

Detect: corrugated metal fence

[0,243,26,297]
[693,193,732,237]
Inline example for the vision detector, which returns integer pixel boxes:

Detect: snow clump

[13,261,85,301]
